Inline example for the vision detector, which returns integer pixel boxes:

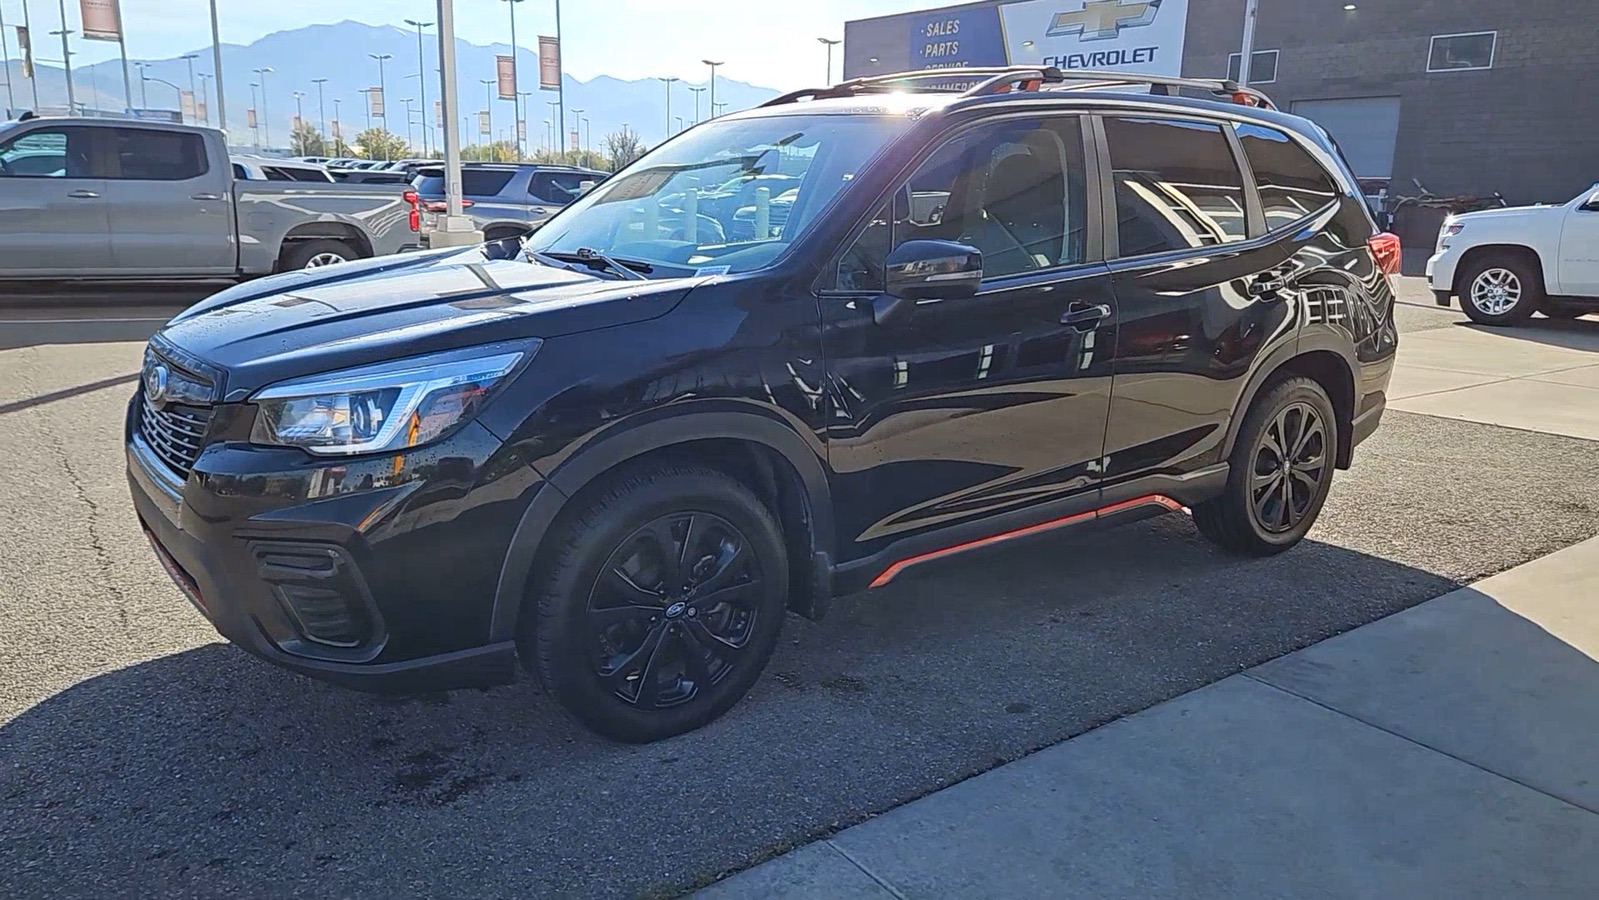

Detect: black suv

[127,67,1399,743]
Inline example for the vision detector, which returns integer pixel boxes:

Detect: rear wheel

[1460,253,1542,326]
[1192,377,1338,556]
[523,465,789,743]
[281,239,358,271]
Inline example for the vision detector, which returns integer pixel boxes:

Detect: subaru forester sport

[128,67,1399,743]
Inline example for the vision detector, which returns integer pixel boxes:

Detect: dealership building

[844,0,1598,207]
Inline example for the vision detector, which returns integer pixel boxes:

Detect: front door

[1097,114,1297,484]
[1558,188,1599,297]
[0,124,113,275]
[101,126,236,275]
[820,113,1116,564]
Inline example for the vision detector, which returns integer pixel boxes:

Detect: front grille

[138,393,214,478]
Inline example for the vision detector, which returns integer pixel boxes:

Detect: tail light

[402,189,420,232]
[1368,232,1402,275]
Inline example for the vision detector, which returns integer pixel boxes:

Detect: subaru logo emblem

[145,363,170,407]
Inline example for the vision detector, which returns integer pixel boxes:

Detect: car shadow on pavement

[1460,317,1599,354]
[0,522,1530,898]
[0,373,140,416]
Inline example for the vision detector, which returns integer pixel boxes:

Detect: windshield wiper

[536,247,651,281]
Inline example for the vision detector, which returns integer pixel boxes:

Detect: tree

[353,127,410,162]
[290,122,327,157]
[461,140,519,163]
[602,129,647,172]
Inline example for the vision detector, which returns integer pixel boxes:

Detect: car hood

[159,247,703,398]
[1449,204,1558,224]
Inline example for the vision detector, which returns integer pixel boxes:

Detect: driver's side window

[834,116,1087,291]
[0,127,89,178]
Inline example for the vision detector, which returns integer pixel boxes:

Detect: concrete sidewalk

[698,536,1599,899]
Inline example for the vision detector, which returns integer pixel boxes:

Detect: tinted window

[411,168,516,196]
[0,127,91,178]
[529,171,592,204]
[109,129,209,180]
[1104,117,1247,255]
[261,166,294,181]
[1428,32,1495,71]
[1235,123,1339,230]
[837,117,1088,289]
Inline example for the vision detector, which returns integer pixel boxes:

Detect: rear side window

[1102,117,1247,256]
[261,166,294,181]
[1234,123,1339,231]
[109,129,209,180]
[411,168,515,196]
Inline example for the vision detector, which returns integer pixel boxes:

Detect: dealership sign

[906,0,1188,76]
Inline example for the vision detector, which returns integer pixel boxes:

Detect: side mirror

[873,240,983,325]
[1583,190,1599,212]
[579,179,596,196]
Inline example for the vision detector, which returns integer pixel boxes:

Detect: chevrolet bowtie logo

[1047,0,1163,41]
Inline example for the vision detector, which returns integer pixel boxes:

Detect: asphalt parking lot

[3,280,1598,899]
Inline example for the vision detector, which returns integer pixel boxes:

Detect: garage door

[1290,97,1402,179]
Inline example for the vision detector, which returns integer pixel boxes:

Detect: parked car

[1426,182,1599,324]
[127,66,1397,743]
[409,162,606,244]
[0,118,419,278]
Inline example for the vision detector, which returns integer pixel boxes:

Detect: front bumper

[127,397,543,694]
[1426,245,1461,302]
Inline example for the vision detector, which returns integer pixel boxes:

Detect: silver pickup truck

[0,117,419,279]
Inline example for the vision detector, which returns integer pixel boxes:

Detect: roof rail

[761,65,1275,110]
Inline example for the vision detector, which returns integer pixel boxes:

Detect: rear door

[1097,113,1295,486]
[0,124,112,275]
[101,127,236,275]
[1558,187,1599,296]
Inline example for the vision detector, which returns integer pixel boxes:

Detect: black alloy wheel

[1248,401,1329,535]
[588,512,761,710]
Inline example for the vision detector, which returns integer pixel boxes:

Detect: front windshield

[526,113,907,276]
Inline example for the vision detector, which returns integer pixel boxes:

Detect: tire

[1192,377,1339,556]
[1459,253,1542,326]
[281,239,359,271]
[522,464,789,743]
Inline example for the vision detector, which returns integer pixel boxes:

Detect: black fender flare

[487,405,835,642]
[1219,326,1359,464]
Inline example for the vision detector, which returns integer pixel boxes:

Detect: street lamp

[181,53,199,117]
[333,98,342,146]
[134,60,151,108]
[688,85,705,123]
[293,90,306,140]
[675,115,683,133]
[312,78,330,141]
[368,53,391,131]
[546,99,560,156]
[656,76,678,139]
[208,0,228,133]
[198,72,213,124]
[404,19,433,156]
[569,107,583,156]
[818,37,841,85]
[253,66,274,147]
[702,59,723,118]
[249,81,260,149]
[52,0,75,112]
[403,98,417,149]
[500,0,525,159]
[479,78,495,150]
[580,115,590,155]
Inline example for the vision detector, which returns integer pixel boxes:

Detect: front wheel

[1192,377,1338,556]
[1460,254,1542,326]
[523,465,789,743]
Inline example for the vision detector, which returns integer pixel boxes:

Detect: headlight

[249,343,536,455]
[1438,221,1464,250]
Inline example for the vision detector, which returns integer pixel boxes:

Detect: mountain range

[1,20,781,151]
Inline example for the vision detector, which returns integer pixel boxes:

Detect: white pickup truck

[1427,183,1599,325]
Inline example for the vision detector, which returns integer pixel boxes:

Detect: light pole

[0,4,13,113]
[656,76,678,139]
[546,99,559,157]
[581,115,590,155]
[404,19,432,155]
[293,90,305,142]
[403,97,416,149]
[253,66,273,147]
[249,81,260,149]
[198,72,212,124]
[312,78,329,140]
[53,0,74,113]
[518,90,533,154]
[1238,0,1260,86]
[479,78,495,150]
[369,53,391,134]
[568,107,583,157]
[688,85,705,123]
[818,37,840,85]
[500,0,525,159]
[18,0,39,110]
[208,0,227,133]
[181,52,199,118]
[675,115,683,133]
[333,98,342,148]
[702,59,723,118]
[134,61,150,108]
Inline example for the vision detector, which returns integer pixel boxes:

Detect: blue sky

[0,0,940,90]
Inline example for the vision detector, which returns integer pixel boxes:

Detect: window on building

[108,129,209,180]
[1226,49,1279,84]
[1428,32,1496,72]
[1234,123,1340,231]
[834,116,1088,289]
[1103,117,1249,256]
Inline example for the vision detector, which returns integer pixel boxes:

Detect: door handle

[191,192,222,201]
[67,189,100,199]
[1060,302,1111,331]
[1250,265,1295,299]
